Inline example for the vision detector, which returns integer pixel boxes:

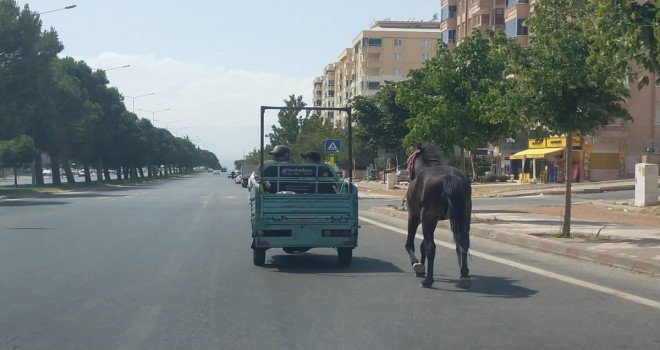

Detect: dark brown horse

[405,144,472,288]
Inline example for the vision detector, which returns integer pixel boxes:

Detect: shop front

[509,136,581,183]
[582,136,626,181]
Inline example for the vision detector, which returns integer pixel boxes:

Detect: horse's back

[406,165,471,214]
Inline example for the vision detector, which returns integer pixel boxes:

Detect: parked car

[213,170,222,175]
[397,169,410,182]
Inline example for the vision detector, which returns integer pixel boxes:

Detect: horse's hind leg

[456,245,471,289]
[420,221,437,288]
[405,217,424,277]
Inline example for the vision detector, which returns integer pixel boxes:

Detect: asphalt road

[0,174,658,349]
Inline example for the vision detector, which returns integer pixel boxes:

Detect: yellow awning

[509,147,564,160]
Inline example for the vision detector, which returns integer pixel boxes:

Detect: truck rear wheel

[253,248,266,266]
[337,248,352,266]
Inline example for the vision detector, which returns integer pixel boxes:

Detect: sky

[18,0,440,167]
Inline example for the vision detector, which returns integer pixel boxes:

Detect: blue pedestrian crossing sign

[324,139,341,152]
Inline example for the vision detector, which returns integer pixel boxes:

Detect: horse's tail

[443,174,471,253]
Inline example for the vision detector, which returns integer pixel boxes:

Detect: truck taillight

[321,230,352,237]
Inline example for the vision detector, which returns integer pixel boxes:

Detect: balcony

[505,1,530,18]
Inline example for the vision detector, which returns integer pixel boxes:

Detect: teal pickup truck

[249,106,358,267]
[249,163,358,266]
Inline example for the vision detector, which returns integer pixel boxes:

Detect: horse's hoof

[459,277,472,289]
[420,278,434,288]
[412,263,425,275]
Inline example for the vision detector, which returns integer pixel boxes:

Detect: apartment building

[443,0,659,181]
[314,20,442,126]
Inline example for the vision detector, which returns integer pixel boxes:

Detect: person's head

[269,145,291,162]
[300,150,321,163]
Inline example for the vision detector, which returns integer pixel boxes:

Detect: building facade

[314,20,442,126]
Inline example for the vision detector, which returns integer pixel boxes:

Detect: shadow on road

[0,200,69,207]
[425,274,538,298]
[269,252,404,274]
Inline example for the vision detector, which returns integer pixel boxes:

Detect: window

[518,19,528,35]
[421,39,430,48]
[393,67,402,76]
[440,5,457,21]
[393,53,402,61]
[441,30,456,43]
[326,80,334,87]
[367,81,381,90]
[505,18,528,36]
[506,0,529,7]
[421,53,430,61]
[394,38,402,46]
[361,38,382,47]
[493,8,504,26]
[655,105,660,125]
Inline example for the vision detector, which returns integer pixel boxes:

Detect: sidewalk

[356,179,660,278]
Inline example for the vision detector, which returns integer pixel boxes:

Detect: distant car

[397,169,410,182]
[213,170,221,175]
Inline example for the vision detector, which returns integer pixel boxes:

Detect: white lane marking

[360,216,660,311]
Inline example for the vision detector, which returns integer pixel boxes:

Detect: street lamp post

[126,93,155,113]
[138,108,171,123]
[104,64,131,71]
[39,5,77,15]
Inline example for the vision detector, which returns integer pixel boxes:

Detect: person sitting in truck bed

[300,150,321,163]
[266,145,291,163]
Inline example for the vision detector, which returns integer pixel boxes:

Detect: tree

[351,81,411,168]
[0,135,37,186]
[495,0,632,237]
[267,94,307,147]
[588,0,660,86]
[0,1,63,186]
[397,29,518,156]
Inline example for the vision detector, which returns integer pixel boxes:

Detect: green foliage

[587,0,660,86]
[350,81,410,170]
[0,0,63,140]
[0,134,37,167]
[516,0,632,136]
[397,30,519,153]
[268,94,307,147]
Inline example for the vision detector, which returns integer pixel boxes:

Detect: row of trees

[0,0,221,186]
[251,0,658,237]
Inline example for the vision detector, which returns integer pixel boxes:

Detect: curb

[367,206,659,278]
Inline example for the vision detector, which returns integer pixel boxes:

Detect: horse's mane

[417,144,443,167]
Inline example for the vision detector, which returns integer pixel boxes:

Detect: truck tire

[337,248,352,266]
[253,248,266,266]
